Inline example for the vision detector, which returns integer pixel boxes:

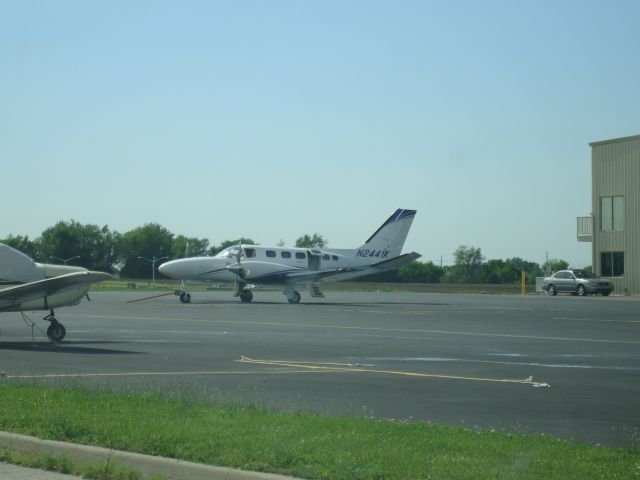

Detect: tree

[171,235,210,258]
[0,234,39,259]
[117,223,174,278]
[444,245,484,283]
[542,259,569,275]
[295,233,328,248]
[38,220,119,272]
[398,261,445,283]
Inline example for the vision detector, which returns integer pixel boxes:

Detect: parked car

[542,269,614,296]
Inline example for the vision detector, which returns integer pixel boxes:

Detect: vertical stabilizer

[353,209,417,262]
[0,243,44,284]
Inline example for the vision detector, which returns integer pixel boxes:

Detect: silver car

[542,269,614,297]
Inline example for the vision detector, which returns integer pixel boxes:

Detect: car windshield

[572,270,596,279]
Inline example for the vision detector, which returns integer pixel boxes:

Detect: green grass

[0,449,166,480]
[1,383,638,479]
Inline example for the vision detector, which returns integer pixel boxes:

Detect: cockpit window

[218,246,240,258]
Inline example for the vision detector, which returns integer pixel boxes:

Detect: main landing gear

[283,285,301,304]
[239,289,253,303]
[44,310,66,342]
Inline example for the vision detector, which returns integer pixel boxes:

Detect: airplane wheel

[47,322,66,342]
[288,291,301,304]
[240,290,253,303]
[180,292,191,303]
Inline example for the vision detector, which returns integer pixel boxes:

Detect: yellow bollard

[521,271,526,295]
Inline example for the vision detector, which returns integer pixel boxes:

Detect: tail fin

[354,209,417,262]
[0,243,43,284]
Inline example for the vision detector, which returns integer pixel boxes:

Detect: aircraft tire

[240,290,253,303]
[180,292,191,303]
[47,322,66,342]
[288,291,301,304]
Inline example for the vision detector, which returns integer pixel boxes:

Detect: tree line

[2,221,569,283]
[0,220,328,279]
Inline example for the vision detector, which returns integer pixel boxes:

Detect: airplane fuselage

[160,246,374,285]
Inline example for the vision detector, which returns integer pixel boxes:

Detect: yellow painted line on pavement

[64,313,640,345]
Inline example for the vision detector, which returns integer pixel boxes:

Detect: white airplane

[0,243,112,342]
[159,208,420,304]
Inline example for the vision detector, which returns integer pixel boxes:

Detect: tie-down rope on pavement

[237,356,551,388]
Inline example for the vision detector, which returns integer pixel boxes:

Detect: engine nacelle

[227,261,303,283]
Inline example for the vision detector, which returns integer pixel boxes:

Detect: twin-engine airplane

[159,208,420,304]
[0,243,112,342]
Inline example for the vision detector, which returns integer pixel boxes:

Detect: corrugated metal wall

[590,135,640,295]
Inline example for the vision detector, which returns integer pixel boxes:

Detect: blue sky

[2,1,639,267]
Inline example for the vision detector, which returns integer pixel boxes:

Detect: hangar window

[601,251,624,277]
[601,196,624,231]
[295,252,306,259]
[266,250,276,258]
[281,251,291,259]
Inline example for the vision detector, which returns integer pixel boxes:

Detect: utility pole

[137,256,168,287]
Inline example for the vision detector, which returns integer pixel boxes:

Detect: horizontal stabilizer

[372,252,421,270]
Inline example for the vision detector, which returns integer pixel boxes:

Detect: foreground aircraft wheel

[239,290,253,303]
[288,291,301,304]
[179,292,191,303]
[47,322,66,342]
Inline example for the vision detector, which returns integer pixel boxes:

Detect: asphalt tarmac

[1,290,639,447]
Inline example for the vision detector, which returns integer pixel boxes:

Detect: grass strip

[0,383,637,480]
[0,449,166,479]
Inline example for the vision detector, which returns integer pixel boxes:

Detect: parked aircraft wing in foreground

[0,243,112,342]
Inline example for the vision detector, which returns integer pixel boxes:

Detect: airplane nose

[158,260,177,278]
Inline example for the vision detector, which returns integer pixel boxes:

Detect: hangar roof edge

[589,134,640,147]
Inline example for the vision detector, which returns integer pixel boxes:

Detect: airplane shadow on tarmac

[184,299,449,307]
[184,299,450,308]
[0,340,142,355]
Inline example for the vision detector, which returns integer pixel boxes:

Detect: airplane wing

[282,252,422,284]
[0,271,112,310]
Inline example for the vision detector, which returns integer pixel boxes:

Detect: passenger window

[322,254,330,260]
[266,251,276,258]
[244,248,256,258]
[281,251,291,259]
[332,255,339,261]
[295,252,306,259]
